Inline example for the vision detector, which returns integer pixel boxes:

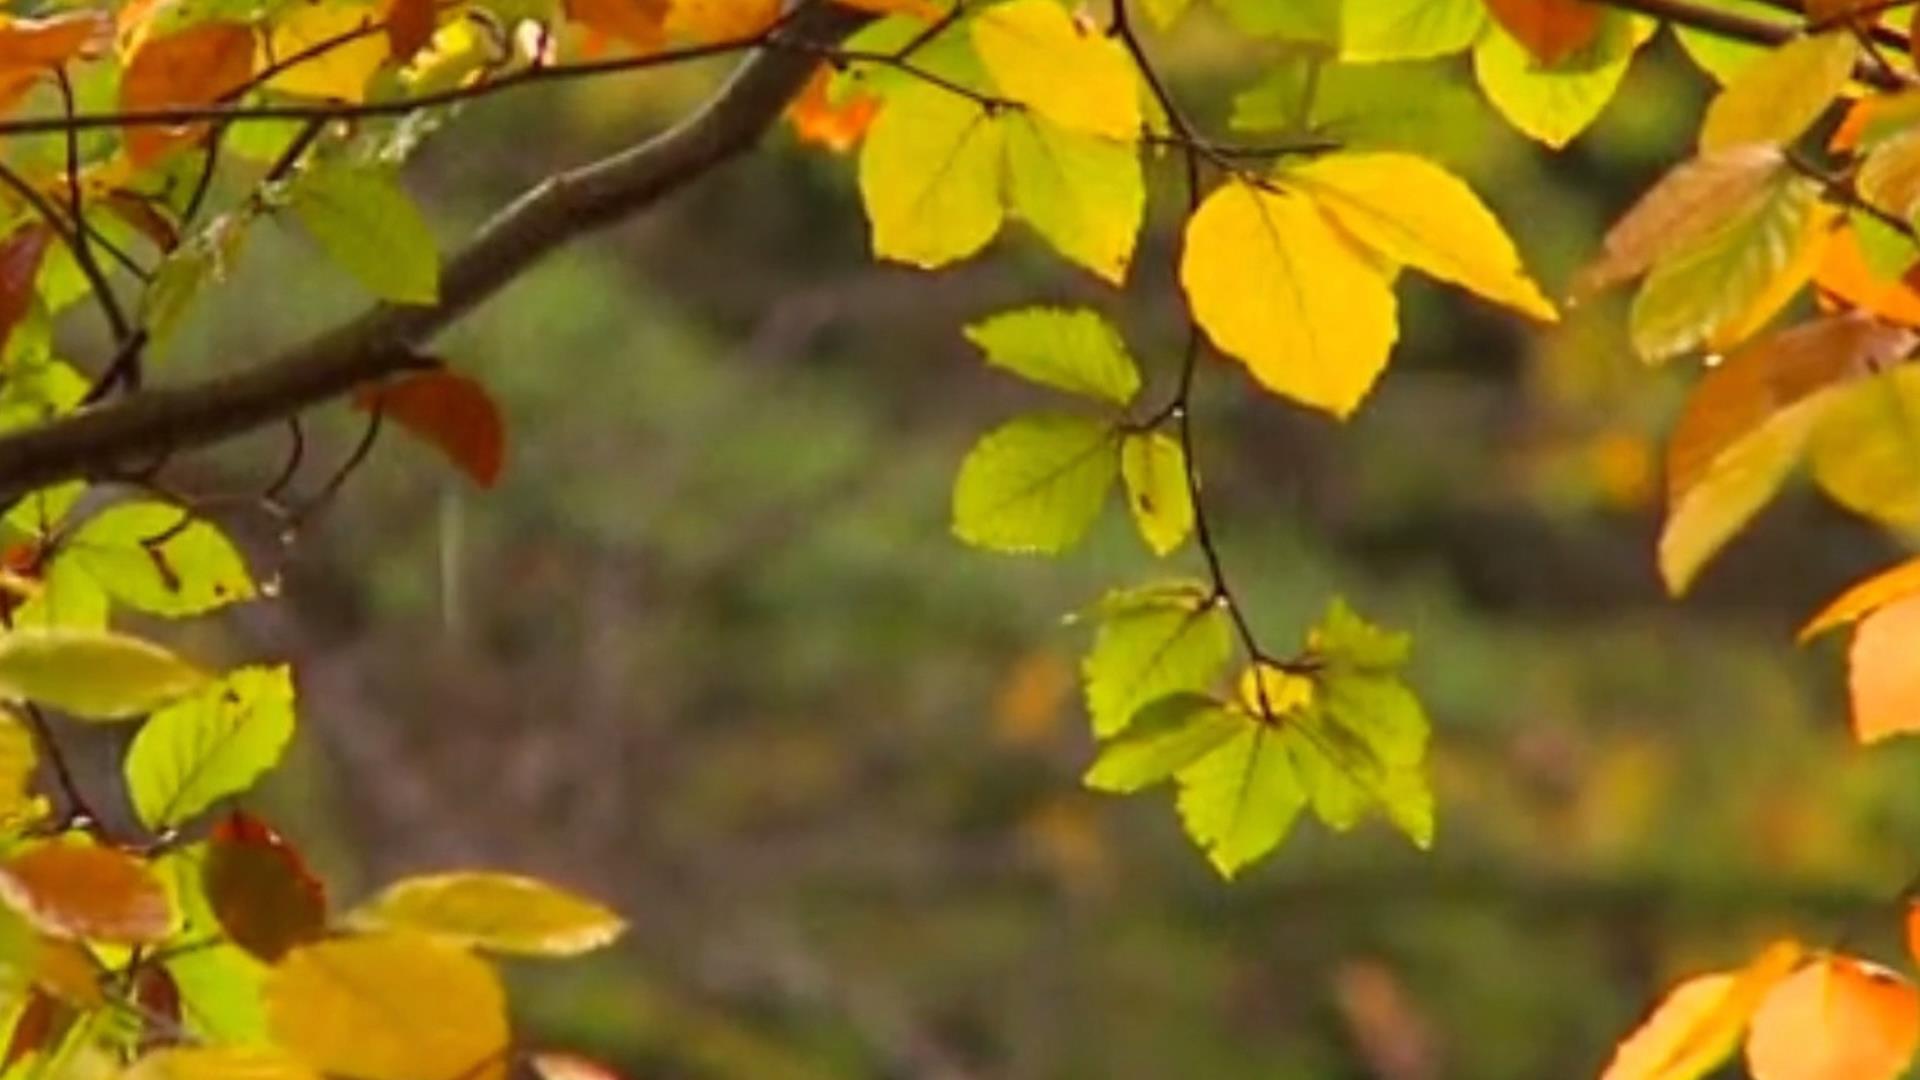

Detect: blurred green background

[132,17,1920,1080]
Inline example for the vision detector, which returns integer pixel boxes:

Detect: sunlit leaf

[1481,0,1603,64]
[1746,956,1920,1080]
[1002,113,1144,285]
[0,629,205,720]
[1472,11,1642,148]
[972,0,1139,140]
[1181,177,1398,418]
[1846,592,1920,744]
[1083,693,1243,794]
[347,872,625,957]
[120,22,256,166]
[1577,146,1785,298]
[666,0,779,42]
[68,502,255,617]
[1119,430,1192,556]
[1081,580,1232,737]
[123,1046,319,1080]
[964,307,1141,406]
[951,413,1119,554]
[1808,365,1920,525]
[1175,721,1303,878]
[858,82,1005,268]
[288,164,441,304]
[1699,32,1856,153]
[1659,392,1825,596]
[266,2,390,103]
[1287,151,1557,322]
[126,665,296,830]
[267,933,510,1080]
[1801,556,1920,642]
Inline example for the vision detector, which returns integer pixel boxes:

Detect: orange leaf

[354,369,507,488]
[832,0,946,18]
[667,0,780,43]
[0,844,171,944]
[1,991,69,1072]
[1802,556,1920,640]
[1747,956,1920,1080]
[0,225,53,359]
[787,65,879,153]
[1602,940,1802,1080]
[119,22,256,166]
[1848,592,1920,744]
[1815,226,1920,326]
[383,0,437,61]
[1906,901,1920,972]
[562,0,669,52]
[1482,0,1605,65]
[0,12,110,72]
[1807,0,1885,27]
[205,812,327,963]
[1667,314,1912,503]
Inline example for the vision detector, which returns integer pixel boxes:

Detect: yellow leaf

[346,872,626,957]
[1658,391,1824,595]
[858,82,1005,268]
[666,0,779,43]
[972,0,1141,140]
[1808,365,1920,526]
[266,3,390,104]
[1119,430,1192,556]
[1287,151,1556,322]
[1180,178,1398,418]
[1601,940,1801,1080]
[123,1047,320,1080]
[1003,113,1144,284]
[1801,555,1920,641]
[267,933,509,1080]
[1700,31,1856,152]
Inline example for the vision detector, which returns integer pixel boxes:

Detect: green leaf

[1629,176,1822,362]
[346,872,626,957]
[1175,722,1305,878]
[858,81,1006,269]
[1338,0,1485,62]
[1083,693,1243,793]
[952,413,1119,554]
[1809,365,1920,526]
[1082,581,1233,737]
[1471,11,1643,148]
[1002,113,1145,285]
[125,665,296,830]
[288,164,440,305]
[1675,0,1794,83]
[0,629,206,720]
[9,555,109,632]
[1699,31,1855,153]
[965,306,1140,405]
[1120,430,1193,556]
[169,944,271,1044]
[69,502,255,617]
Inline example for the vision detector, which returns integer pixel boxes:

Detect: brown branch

[1595,0,1913,89]
[0,3,867,503]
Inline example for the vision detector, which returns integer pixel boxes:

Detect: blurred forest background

[69,14,1920,1079]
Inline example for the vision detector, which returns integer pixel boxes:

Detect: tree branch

[1596,0,1913,89]
[0,3,866,503]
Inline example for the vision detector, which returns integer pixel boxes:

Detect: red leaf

[0,844,172,944]
[384,0,437,61]
[1,991,69,1071]
[1483,0,1605,65]
[0,225,51,360]
[131,963,181,1052]
[120,22,257,166]
[204,812,327,963]
[354,369,507,488]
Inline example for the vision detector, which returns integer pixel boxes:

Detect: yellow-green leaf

[1809,365,1920,526]
[1083,693,1243,794]
[1002,112,1144,285]
[267,933,509,1080]
[858,81,1006,269]
[0,629,206,720]
[1287,150,1556,322]
[972,0,1140,140]
[1120,430,1193,556]
[347,872,625,957]
[1577,145,1786,298]
[1082,581,1232,737]
[1181,178,1398,418]
[125,665,296,830]
[1471,11,1642,148]
[69,501,255,617]
[963,306,1140,405]
[1699,31,1856,152]
[1175,723,1305,878]
[952,413,1119,554]
[289,165,440,305]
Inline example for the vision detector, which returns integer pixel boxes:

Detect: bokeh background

[104,15,1920,1079]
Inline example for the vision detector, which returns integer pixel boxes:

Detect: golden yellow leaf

[1180,178,1398,418]
[1700,31,1856,152]
[972,0,1141,140]
[1287,151,1556,322]
[858,82,1005,268]
[267,933,509,1080]
[266,3,390,104]
[666,0,780,43]
[347,872,625,957]
[123,1047,320,1080]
